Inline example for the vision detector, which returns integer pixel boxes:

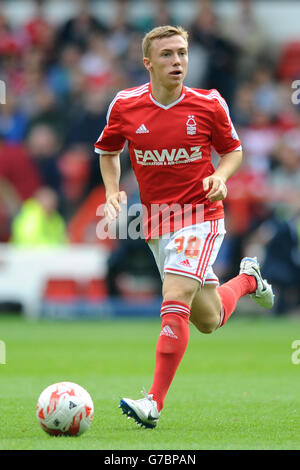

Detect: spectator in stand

[23,0,55,53]
[23,83,66,141]
[222,0,268,77]
[251,64,281,119]
[0,11,11,43]
[231,81,255,126]
[26,124,62,194]
[268,139,300,216]
[10,186,67,246]
[0,92,28,143]
[151,0,176,29]
[56,0,108,51]
[0,133,41,201]
[47,42,87,119]
[0,177,22,242]
[261,212,300,314]
[121,32,149,86]
[17,48,67,139]
[58,144,91,220]
[66,88,107,147]
[0,10,25,57]
[276,79,300,130]
[239,109,279,175]
[79,32,118,90]
[65,88,108,190]
[0,129,41,242]
[280,111,300,154]
[106,1,134,59]
[111,0,175,87]
[26,83,68,142]
[189,0,240,105]
[240,137,300,313]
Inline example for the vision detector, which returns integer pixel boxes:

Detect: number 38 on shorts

[148,219,226,286]
[174,235,201,259]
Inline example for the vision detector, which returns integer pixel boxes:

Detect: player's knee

[191,315,219,334]
[195,322,215,334]
[163,274,199,306]
[163,285,196,306]
[198,323,217,334]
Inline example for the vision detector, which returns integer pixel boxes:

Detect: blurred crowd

[0,0,300,313]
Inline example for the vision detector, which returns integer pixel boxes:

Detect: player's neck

[150,82,183,106]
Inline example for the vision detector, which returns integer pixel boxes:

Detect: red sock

[217,274,257,327]
[148,301,190,412]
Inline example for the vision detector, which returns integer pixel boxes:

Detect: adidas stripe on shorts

[148,219,226,286]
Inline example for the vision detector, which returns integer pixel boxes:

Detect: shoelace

[140,387,160,419]
[141,386,153,401]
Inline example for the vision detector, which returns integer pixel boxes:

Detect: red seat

[43,279,79,301]
[277,41,300,80]
[82,279,107,301]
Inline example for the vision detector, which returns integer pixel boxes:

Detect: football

[36,381,94,436]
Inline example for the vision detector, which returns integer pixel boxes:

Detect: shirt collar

[149,83,186,110]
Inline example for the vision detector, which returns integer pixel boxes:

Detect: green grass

[0,313,299,450]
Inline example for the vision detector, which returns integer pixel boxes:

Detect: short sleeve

[94,97,126,155]
[211,93,242,156]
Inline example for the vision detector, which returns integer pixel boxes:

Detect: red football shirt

[94,83,242,239]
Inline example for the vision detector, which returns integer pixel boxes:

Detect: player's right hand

[104,191,127,222]
[203,175,227,202]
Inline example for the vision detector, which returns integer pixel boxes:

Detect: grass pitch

[0,313,299,450]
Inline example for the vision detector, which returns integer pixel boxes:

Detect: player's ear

[143,57,152,72]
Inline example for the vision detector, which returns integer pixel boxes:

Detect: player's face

[144,35,188,88]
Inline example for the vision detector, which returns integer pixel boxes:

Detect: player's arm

[203,149,243,202]
[95,96,127,221]
[206,93,243,203]
[100,153,127,222]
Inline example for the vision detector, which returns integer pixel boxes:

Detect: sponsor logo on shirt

[133,146,202,166]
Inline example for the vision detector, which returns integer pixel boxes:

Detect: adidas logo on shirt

[160,325,178,339]
[136,124,149,134]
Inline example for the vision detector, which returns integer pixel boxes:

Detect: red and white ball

[36,382,94,436]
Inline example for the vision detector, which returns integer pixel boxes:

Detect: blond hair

[142,25,189,58]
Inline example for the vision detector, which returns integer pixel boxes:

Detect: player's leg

[189,284,222,333]
[190,256,275,333]
[162,271,199,304]
[146,273,199,412]
[120,222,219,425]
[145,256,274,417]
[120,272,199,427]
[190,275,257,332]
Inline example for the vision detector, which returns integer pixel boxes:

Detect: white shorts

[148,219,226,286]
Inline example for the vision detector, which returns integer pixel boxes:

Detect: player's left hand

[203,175,227,202]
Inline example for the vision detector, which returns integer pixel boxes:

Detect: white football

[36,381,94,436]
